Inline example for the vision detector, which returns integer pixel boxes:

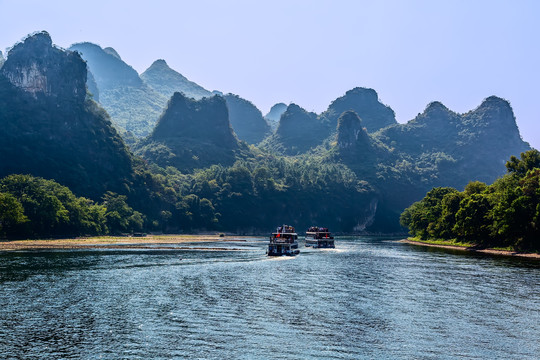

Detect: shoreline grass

[402,238,540,259]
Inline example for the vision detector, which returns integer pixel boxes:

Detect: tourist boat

[267,225,300,256]
[305,226,335,248]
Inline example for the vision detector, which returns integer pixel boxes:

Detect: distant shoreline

[0,235,252,252]
[400,239,540,260]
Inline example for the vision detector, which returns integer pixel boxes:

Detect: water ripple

[0,237,539,359]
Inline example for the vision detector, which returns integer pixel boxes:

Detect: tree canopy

[400,150,540,251]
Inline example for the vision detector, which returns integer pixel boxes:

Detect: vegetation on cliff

[321,87,397,132]
[259,104,330,155]
[135,93,248,172]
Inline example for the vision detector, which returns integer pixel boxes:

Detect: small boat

[267,225,300,256]
[305,226,335,248]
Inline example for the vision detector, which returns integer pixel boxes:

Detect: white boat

[305,226,335,248]
[267,225,300,256]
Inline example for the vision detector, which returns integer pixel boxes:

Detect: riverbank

[0,234,251,251]
[400,239,540,260]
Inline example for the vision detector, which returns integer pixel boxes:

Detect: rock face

[2,32,86,101]
[223,93,270,144]
[264,103,287,131]
[260,104,329,155]
[0,32,134,199]
[141,59,211,100]
[0,51,5,69]
[322,87,397,132]
[136,93,241,171]
[336,111,370,150]
[69,42,166,137]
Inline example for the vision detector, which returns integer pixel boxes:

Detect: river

[0,236,539,359]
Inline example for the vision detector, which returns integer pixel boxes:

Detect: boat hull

[305,239,335,249]
[267,249,300,256]
[267,243,300,256]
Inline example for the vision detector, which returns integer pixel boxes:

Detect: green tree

[0,175,108,238]
[435,191,464,239]
[506,149,540,175]
[0,192,28,237]
[453,193,492,244]
[400,187,458,239]
[102,191,145,234]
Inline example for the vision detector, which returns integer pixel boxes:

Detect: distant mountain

[259,104,330,155]
[0,51,4,68]
[136,92,250,172]
[141,59,211,100]
[141,62,272,144]
[0,32,134,199]
[321,87,397,132]
[69,42,167,137]
[349,96,531,231]
[376,96,529,187]
[259,88,398,155]
[223,94,271,144]
[264,103,287,131]
[69,42,140,90]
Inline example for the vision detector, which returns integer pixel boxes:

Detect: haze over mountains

[0,32,531,234]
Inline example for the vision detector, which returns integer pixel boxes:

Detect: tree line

[400,150,540,251]
[0,152,374,239]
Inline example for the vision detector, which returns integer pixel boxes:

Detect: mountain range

[0,32,531,234]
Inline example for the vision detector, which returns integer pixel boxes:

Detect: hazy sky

[1,0,539,149]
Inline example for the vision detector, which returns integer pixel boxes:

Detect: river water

[0,237,538,359]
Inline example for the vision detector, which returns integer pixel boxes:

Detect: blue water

[0,237,539,359]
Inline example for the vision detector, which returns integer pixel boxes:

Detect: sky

[1,0,539,149]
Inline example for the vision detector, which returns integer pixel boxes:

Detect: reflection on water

[0,237,539,359]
